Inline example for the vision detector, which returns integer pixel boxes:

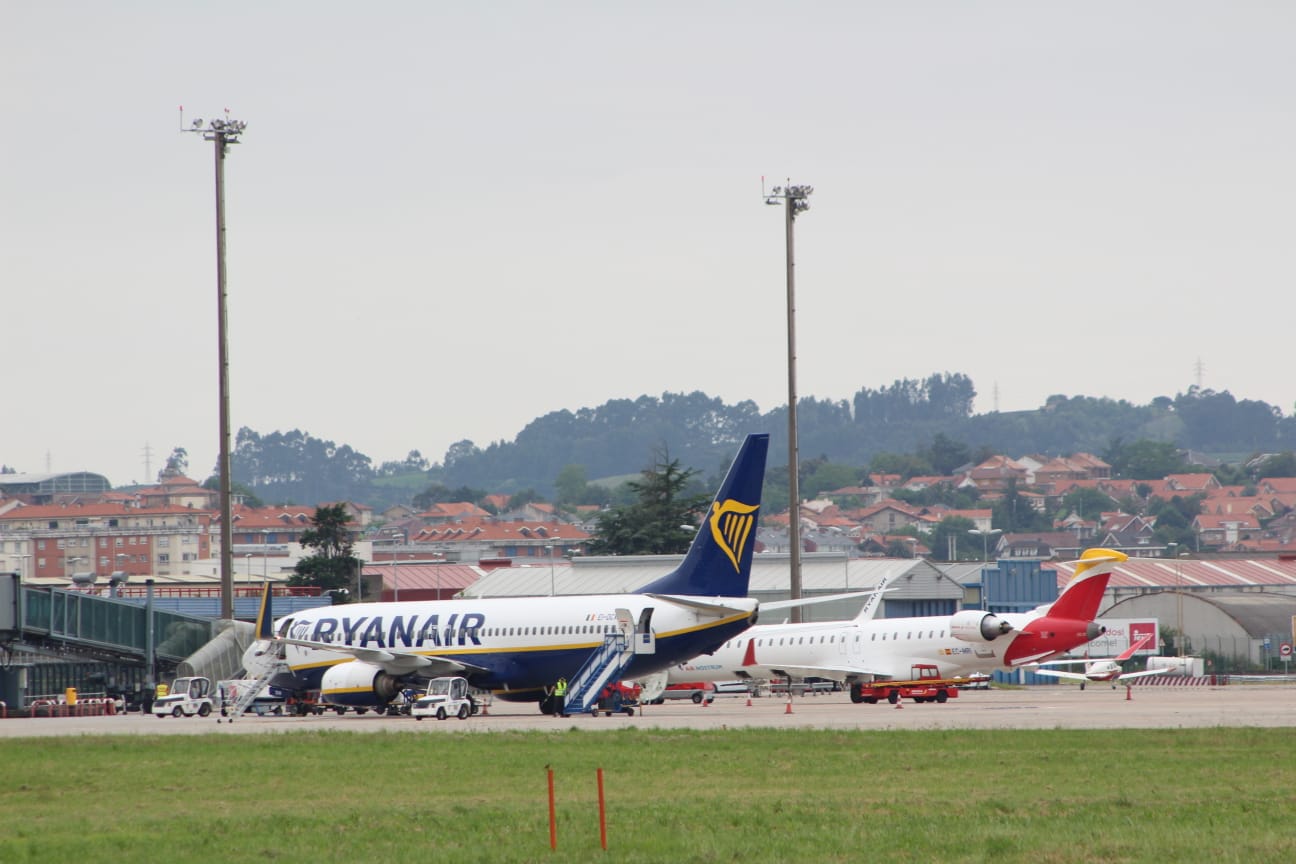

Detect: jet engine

[319,661,404,708]
[949,610,1013,643]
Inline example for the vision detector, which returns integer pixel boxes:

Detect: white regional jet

[242,433,769,715]
[669,547,1128,704]
[1031,633,1167,689]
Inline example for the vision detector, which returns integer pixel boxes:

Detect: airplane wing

[1117,668,1170,682]
[276,635,491,677]
[1033,657,1093,667]
[1032,668,1089,682]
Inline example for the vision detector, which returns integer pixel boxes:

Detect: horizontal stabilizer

[643,593,755,619]
[1118,668,1171,682]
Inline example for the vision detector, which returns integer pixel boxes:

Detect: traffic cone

[1125,685,1132,701]
[746,696,752,708]
[784,698,793,715]
[894,697,904,710]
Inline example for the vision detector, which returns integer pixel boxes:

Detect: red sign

[1129,621,1158,652]
[1281,642,1292,658]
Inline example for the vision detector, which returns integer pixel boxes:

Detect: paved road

[2,684,1293,738]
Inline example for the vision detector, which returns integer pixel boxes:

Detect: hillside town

[3,449,1296,603]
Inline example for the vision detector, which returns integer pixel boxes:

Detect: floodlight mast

[182,107,246,620]
[764,179,813,623]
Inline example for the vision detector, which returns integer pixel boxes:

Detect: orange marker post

[547,766,557,851]
[597,768,608,851]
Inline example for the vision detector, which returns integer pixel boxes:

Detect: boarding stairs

[562,633,635,715]
[221,641,289,722]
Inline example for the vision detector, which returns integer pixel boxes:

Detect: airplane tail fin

[253,581,274,640]
[637,434,768,597]
[1115,633,1153,662]
[1046,547,1127,622]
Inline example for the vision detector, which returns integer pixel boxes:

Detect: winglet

[854,568,897,622]
[253,581,274,640]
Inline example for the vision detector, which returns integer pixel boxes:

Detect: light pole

[547,541,560,597]
[765,178,813,623]
[1168,543,1189,657]
[391,537,401,602]
[968,528,1002,562]
[968,528,1002,612]
[245,553,253,592]
[183,107,247,621]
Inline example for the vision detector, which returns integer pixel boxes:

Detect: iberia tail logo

[710,499,759,572]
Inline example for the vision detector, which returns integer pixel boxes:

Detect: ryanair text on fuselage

[289,611,623,651]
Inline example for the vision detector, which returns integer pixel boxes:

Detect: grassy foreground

[1,727,1293,863]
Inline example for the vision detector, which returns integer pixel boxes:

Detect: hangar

[1103,591,1296,670]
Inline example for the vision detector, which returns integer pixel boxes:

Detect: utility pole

[183,108,247,620]
[765,179,813,622]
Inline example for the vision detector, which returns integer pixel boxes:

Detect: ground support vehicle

[152,677,216,718]
[218,679,288,717]
[590,681,641,717]
[769,678,839,696]
[850,680,962,704]
[411,677,478,721]
[849,665,965,705]
[650,682,711,704]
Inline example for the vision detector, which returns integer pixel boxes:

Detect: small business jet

[1031,633,1167,689]
[668,547,1127,703]
[242,433,768,714]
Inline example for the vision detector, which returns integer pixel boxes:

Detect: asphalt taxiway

[2,683,1293,738]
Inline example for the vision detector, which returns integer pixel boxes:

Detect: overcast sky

[4,2,1293,487]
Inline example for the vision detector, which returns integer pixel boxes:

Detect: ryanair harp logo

[710,498,759,572]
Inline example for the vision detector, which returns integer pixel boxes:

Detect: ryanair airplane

[243,433,768,714]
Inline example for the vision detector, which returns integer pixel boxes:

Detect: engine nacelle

[949,610,1013,643]
[319,661,403,708]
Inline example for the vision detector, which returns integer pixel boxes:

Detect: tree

[586,448,711,556]
[201,476,263,508]
[923,516,977,562]
[1104,439,1188,480]
[992,479,1051,533]
[1060,487,1117,521]
[161,447,188,479]
[554,464,590,505]
[290,504,361,599]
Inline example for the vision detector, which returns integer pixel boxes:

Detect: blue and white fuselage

[244,433,770,710]
[276,593,758,705]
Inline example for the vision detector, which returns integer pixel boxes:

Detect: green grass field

[1,727,1293,863]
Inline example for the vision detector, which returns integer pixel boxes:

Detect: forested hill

[227,374,1296,508]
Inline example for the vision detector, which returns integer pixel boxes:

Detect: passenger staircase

[219,640,289,722]
[562,634,634,715]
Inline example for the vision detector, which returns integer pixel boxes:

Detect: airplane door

[622,608,653,655]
